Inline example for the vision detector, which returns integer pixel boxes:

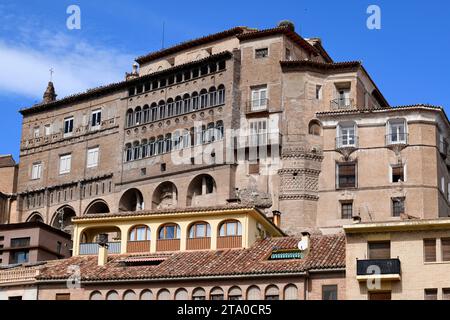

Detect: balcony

[356,259,401,281]
[127,240,151,253]
[336,136,359,153]
[79,242,121,255]
[330,98,354,110]
[246,99,269,114]
[217,236,242,249]
[156,239,180,252]
[186,237,211,250]
[386,133,409,147]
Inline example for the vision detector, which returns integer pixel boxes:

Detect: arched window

[192,288,206,300]
[123,290,137,300]
[143,105,150,123]
[167,98,174,117]
[141,139,149,158]
[217,85,225,105]
[181,129,190,149]
[208,87,217,107]
[188,222,211,238]
[27,212,44,223]
[265,285,279,300]
[157,289,171,300]
[150,103,158,122]
[132,141,141,160]
[308,120,322,136]
[200,89,208,109]
[210,287,224,300]
[140,290,153,300]
[186,174,217,207]
[228,287,242,300]
[247,286,261,300]
[106,290,119,300]
[149,138,156,156]
[126,109,134,127]
[129,225,151,241]
[134,107,142,125]
[284,284,298,300]
[216,121,224,140]
[183,94,191,113]
[175,288,188,300]
[191,92,199,110]
[125,143,133,162]
[165,133,172,153]
[90,291,103,300]
[158,223,181,240]
[209,62,217,73]
[158,101,165,120]
[175,96,182,115]
[156,136,165,154]
[219,220,242,237]
[119,188,144,212]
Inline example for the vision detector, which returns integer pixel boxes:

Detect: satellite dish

[297,238,309,251]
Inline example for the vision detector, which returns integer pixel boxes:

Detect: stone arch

[186,174,217,207]
[152,182,178,210]
[119,188,144,212]
[51,205,76,235]
[84,199,110,215]
[308,119,322,136]
[26,212,44,223]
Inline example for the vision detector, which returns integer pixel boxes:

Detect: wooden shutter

[368,241,391,259]
[424,239,437,262]
[442,238,450,262]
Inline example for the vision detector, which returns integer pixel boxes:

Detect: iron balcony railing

[247,98,269,113]
[79,242,121,255]
[385,133,409,146]
[336,135,359,149]
[357,259,401,276]
[331,98,354,110]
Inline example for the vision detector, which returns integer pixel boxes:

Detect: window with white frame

[249,119,268,147]
[64,117,74,136]
[33,127,40,138]
[337,122,356,147]
[387,119,407,144]
[87,147,99,168]
[59,154,72,174]
[44,124,51,136]
[91,109,102,128]
[251,86,267,111]
[31,163,42,180]
[255,48,268,59]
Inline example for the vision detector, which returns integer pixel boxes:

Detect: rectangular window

[392,165,405,183]
[31,163,42,180]
[64,117,74,136]
[424,239,437,263]
[322,285,338,300]
[388,120,407,144]
[316,85,323,100]
[44,124,52,136]
[338,123,356,147]
[337,162,356,189]
[285,48,292,60]
[443,288,450,300]
[10,237,30,248]
[55,293,71,301]
[392,198,405,217]
[86,147,99,168]
[59,154,72,174]
[91,109,102,128]
[10,250,29,264]
[251,86,268,111]
[33,127,40,138]
[368,241,391,260]
[442,238,450,262]
[255,48,269,59]
[341,202,353,219]
[249,119,268,147]
[424,289,438,300]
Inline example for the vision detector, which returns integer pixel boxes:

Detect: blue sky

[1,0,449,161]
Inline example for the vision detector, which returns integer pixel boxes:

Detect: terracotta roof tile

[36,234,345,282]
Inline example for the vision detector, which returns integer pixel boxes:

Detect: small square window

[255,48,269,59]
[392,165,404,183]
[322,285,338,300]
[160,163,166,172]
[140,168,147,176]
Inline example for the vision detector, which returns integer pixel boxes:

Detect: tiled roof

[135,27,247,64]
[72,205,256,221]
[237,26,318,55]
[280,60,361,71]
[20,51,233,116]
[0,155,16,168]
[36,234,345,282]
[316,104,445,116]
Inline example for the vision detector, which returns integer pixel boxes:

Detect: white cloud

[0,31,134,101]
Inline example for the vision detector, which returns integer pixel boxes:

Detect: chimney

[97,233,109,266]
[43,81,57,103]
[272,210,281,227]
